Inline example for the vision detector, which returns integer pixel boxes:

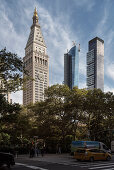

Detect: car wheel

[90,157,94,162]
[106,156,111,161]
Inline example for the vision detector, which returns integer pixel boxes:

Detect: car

[0,152,15,168]
[74,148,112,162]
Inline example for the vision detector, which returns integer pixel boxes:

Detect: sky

[0,0,114,104]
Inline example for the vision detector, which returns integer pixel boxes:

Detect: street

[0,154,114,170]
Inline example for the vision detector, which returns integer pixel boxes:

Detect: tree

[66,87,87,140]
[83,89,105,140]
[0,48,28,93]
[0,94,9,116]
[0,102,21,146]
[30,84,72,152]
[30,85,87,152]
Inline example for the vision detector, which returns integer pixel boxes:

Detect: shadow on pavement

[0,167,9,170]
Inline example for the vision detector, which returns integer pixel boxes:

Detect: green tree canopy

[0,48,28,93]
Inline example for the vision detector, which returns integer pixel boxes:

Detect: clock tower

[23,8,49,105]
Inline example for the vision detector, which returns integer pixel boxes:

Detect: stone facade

[23,8,49,105]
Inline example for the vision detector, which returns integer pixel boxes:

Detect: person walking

[30,147,35,158]
[40,146,44,157]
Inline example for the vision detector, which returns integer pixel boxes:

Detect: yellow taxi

[74,148,112,162]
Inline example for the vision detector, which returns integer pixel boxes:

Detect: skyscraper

[87,37,104,91]
[23,8,49,105]
[64,44,79,89]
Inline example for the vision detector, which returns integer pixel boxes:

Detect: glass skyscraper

[64,45,79,89]
[87,37,104,91]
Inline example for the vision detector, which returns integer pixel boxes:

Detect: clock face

[37,73,44,81]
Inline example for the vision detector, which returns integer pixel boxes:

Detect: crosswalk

[15,157,114,170]
[81,162,114,169]
[56,161,114,170]
[15,163,48,170]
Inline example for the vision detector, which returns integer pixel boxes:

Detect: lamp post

[74,120,78,141]
[34,136,38,157]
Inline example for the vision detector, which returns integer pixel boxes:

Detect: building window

[40,58,42,64]
[45,60,47,66]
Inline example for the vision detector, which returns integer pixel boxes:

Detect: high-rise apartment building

[23,8,49,105]
[87,37,104,91]
[64,44,79,89]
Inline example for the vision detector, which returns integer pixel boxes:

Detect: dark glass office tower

[64,45,79,89]
[87,37,104,91]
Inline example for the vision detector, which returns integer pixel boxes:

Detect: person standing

[30,147,35,158]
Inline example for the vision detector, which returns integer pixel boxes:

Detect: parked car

[0,152,15,168]
[74,148,112,162]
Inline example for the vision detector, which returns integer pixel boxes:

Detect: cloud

[0,3,27,57]
[79,50,86,76]
[38,5,80,85]
[10,91,23,104]
[94,8,108,36]
[79,81,86,89]
[73,0,95,11]
[106,64,114,80]
[104,85,114,94]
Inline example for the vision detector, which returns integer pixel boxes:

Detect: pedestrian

[58,146,61,154]
[36,147,39,157]
[40,146,44,157]
[30,147,35,158]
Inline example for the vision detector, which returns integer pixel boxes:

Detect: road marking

[57,162,69,165]
[89,164,114,169]
[103,168,114,170]
[82,162,114,168]
[16,163,48,170]
[57,161,90,167]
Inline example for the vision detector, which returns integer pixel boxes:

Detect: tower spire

[34,7,38,17]
[33,7,38,24]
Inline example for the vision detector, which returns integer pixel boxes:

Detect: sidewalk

[16,153,74,164]
[16,153,114,164]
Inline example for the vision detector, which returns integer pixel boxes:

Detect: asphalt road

[0,154,114,170]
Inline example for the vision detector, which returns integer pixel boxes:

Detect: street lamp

[74,119,78,141]
[34,136,38,157]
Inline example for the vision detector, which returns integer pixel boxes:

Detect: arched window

[40,58,42,64]
[45,60,47,66]
[35,56,37,62]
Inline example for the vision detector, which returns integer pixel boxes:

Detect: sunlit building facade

[87,37,104,91]
[23,8,49,105]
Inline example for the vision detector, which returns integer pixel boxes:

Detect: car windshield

[103,145,108,150]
